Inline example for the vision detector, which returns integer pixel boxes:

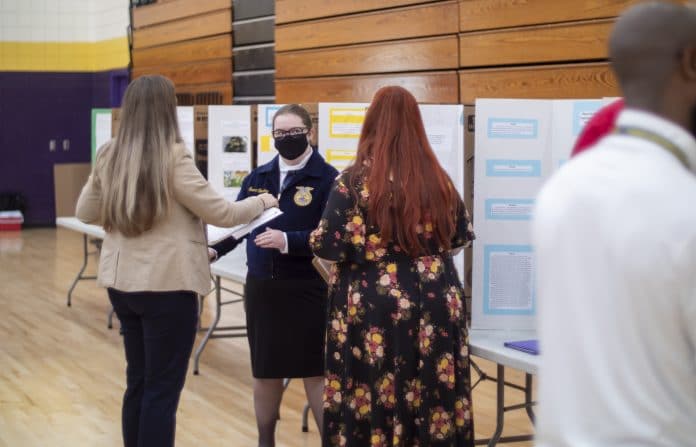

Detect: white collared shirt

[533,109,696,447]
[278,147,313,193]
[277,147,313,253]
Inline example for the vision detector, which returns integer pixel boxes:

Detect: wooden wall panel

[276,0,435,24]
[458,0,637,31]
[277,36,458,78]
[458,63,619,103]
[276,71,459,104]
[459,19,612,67]
[132,35,232,68]
[133,0,232,29]
[275,1,459,51]
[133,9,233,49]
[132,59,233,86]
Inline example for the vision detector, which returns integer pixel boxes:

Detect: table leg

[197,294,206,331]
[301,403,310,432]
[67,234,89,307]
[525,373,535,424]
[107,307,115,329]
[193,275,222,375]
[489,364,505,447]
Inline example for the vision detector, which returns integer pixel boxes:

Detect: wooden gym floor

[0,228,533,446]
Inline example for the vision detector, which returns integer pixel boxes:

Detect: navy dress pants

[108,288,198,447]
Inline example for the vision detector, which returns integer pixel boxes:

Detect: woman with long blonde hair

[76,75,277,447]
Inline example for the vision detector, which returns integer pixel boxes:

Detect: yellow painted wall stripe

[0,36,129,72]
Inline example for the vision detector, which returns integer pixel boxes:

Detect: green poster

[91,108,113,164]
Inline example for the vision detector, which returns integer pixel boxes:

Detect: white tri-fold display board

[207,106,254,201]
[91,106,195,162]
[318,103,371,171]
[318,102,466,277]
[256,104,285,166]
[91,108,112,162]
[318,102,465,196]
[472,98,606,330]
[176,106,195,156]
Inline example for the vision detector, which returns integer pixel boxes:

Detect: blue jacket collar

[256,148,327,178]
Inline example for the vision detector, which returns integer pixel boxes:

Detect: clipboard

[312,257,334,284]
[503,339,539,355]
[207,207,283,245]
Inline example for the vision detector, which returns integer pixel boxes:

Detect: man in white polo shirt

[533,2,696,446]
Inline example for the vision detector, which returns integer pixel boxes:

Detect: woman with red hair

[311,86,475,446]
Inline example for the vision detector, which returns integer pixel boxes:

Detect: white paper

[489,202,534,219]
[207,208,283,244]
[487,250,534,311]
[95,112,112,153]
[207,106,253,202]
[551,100,604,171]
[426,127,453,154]
[329,108,366,138]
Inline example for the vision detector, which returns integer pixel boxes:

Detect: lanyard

[614,126,689,169]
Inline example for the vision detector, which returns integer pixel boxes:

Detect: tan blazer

[76,142,265,296]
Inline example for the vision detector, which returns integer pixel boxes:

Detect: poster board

[207,106,254,202]
[318,102,466,277]
[91,108,112,163]
[317,103,369,171]
[318,103,465,189]
[94,107,195,161]
[472,98,605,330]
[257,104,286,166]
[462,105,476,313]
[177,106,195,156]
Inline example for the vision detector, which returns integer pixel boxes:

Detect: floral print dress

[310,173,476,447]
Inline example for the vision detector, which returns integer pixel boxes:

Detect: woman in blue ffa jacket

[209,104,338,447]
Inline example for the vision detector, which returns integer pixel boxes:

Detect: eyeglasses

[272,127,309,139]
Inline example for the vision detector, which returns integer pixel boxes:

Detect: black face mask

[275,134,308,160]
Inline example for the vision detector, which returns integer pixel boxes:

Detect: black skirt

[244,275,327,378]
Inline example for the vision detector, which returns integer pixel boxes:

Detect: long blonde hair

[97,75,181,237]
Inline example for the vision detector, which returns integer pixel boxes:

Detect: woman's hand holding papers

[258,193,279,209]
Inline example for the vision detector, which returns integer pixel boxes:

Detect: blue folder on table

[503,339,539,355]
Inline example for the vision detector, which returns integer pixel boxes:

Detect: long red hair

[346,86,459,257]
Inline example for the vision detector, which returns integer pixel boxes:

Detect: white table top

[469,329,539,375]
[210,241,248,284]
[56,217,106,239]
